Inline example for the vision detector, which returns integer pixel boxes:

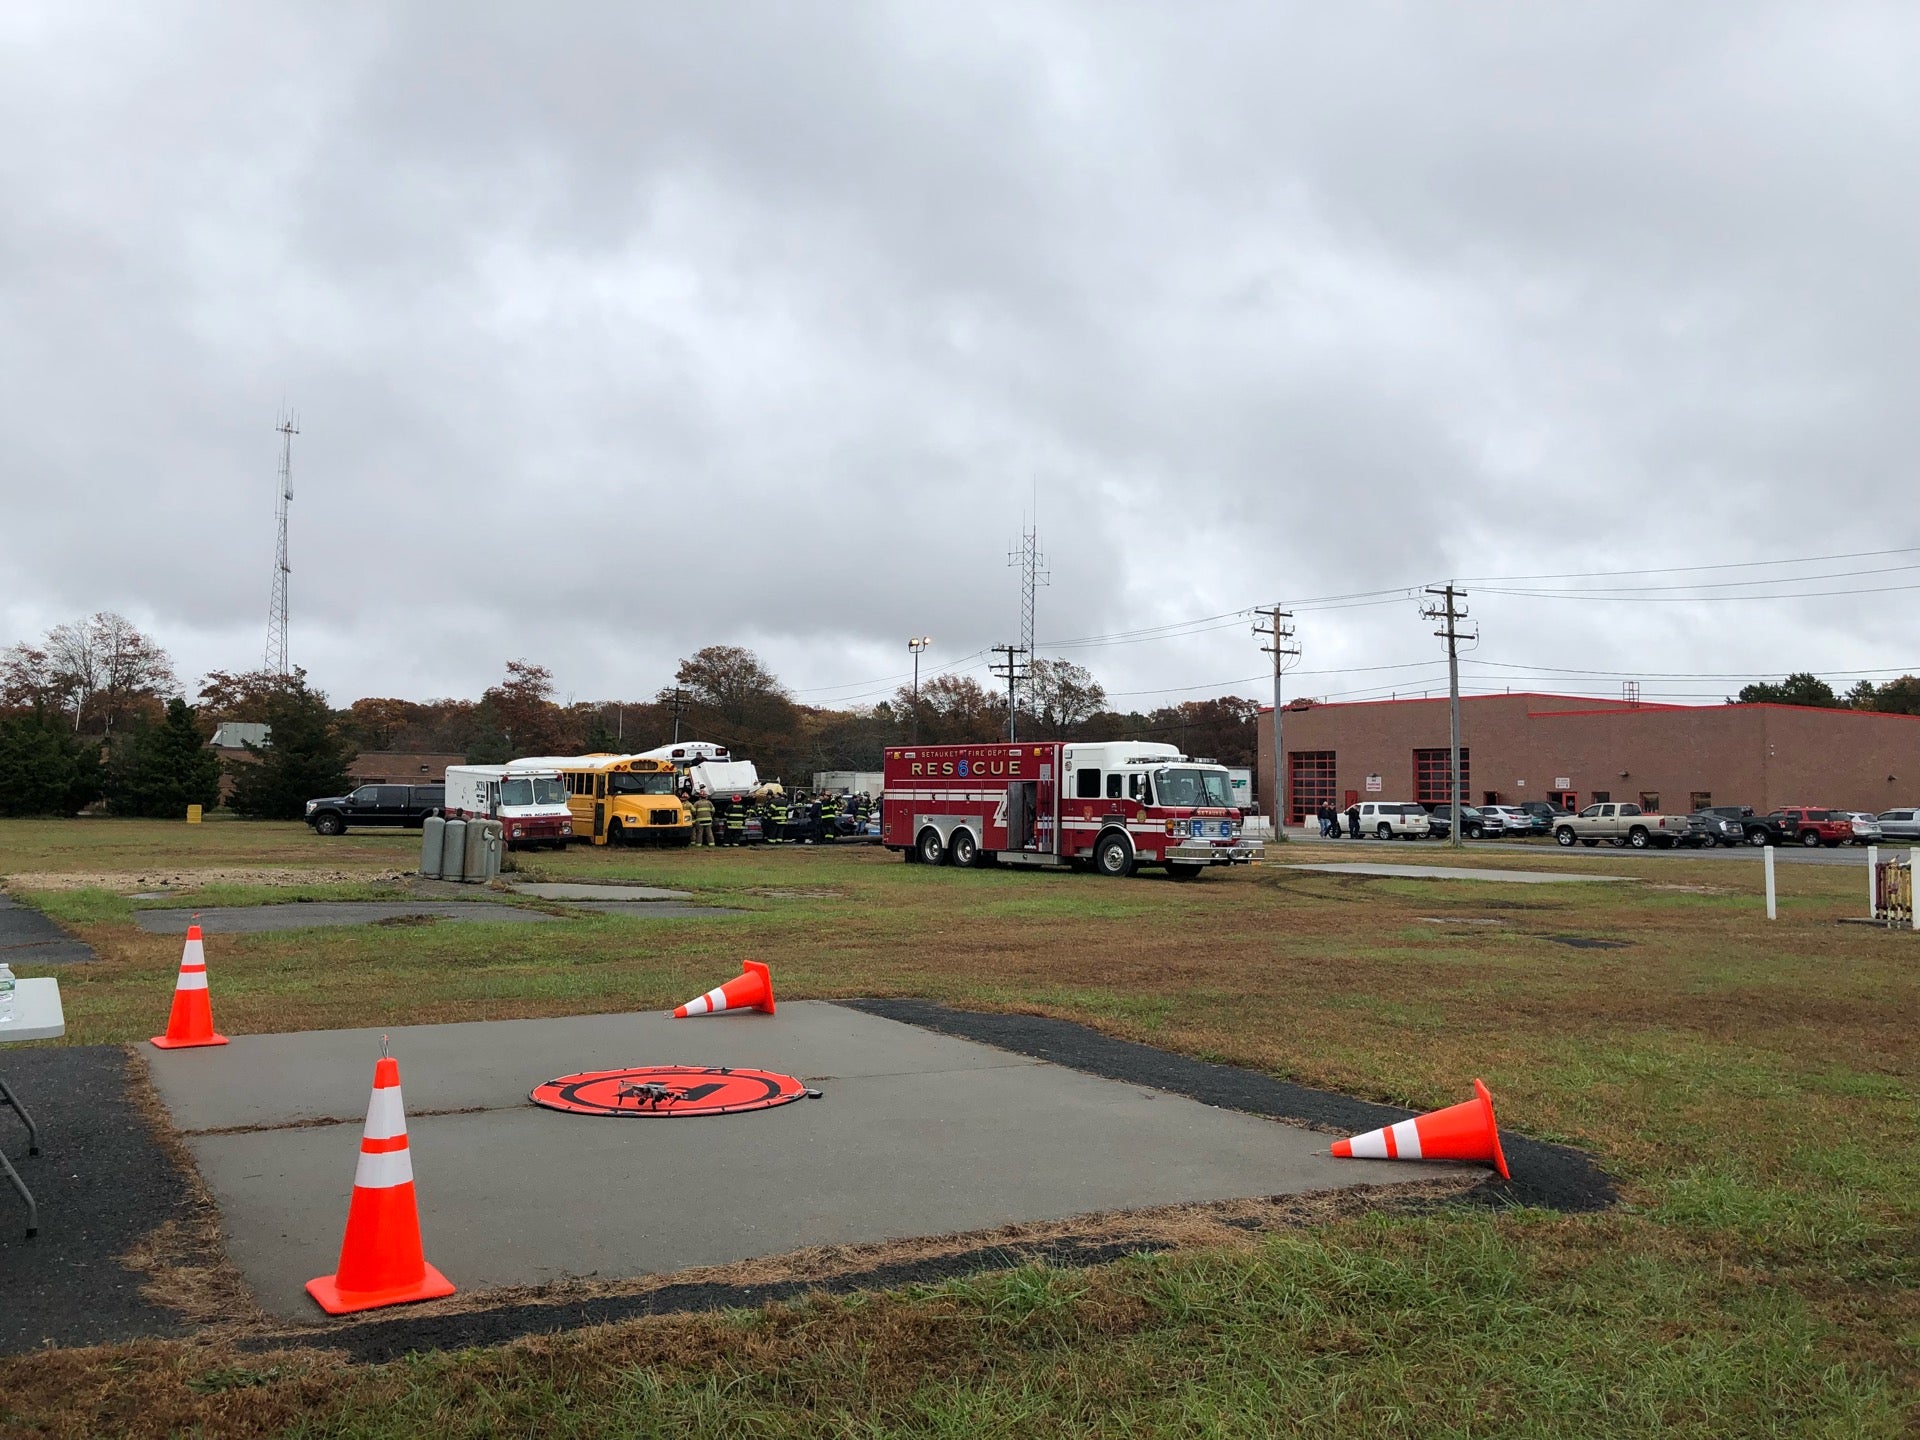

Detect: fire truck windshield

[531,776,565,805]
[610,772,678,795]
[1154,767,1233,808]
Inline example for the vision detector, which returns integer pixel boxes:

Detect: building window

[1413,748,1470,806]
[1639,792,1660,812]
[1591,790,1611,803]
[1689,791,1711,812]
[1288,751,1336,824]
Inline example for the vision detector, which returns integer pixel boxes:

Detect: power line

[989,644,1029,742]
[1453,545,1920,584]
[1420,585,1474,850]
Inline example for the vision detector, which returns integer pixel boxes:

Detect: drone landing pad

[531,1065,811,1117]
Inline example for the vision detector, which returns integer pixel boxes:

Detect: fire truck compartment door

[1006,782,1032,850]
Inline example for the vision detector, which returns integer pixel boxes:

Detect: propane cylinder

[419,814,446,878]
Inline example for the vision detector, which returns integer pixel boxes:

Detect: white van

[1351,801,1432,840]
[444,765,573,849]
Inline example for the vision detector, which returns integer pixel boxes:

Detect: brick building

[347,752,465,785]
[1257,694,1920,824]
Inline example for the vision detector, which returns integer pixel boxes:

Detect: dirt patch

[745,887,847,899]
[4,868,409,894]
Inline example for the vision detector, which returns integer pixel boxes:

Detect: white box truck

[444,765,574,849]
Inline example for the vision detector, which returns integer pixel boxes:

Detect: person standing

[691,788,716,848]
[768,793,789,844]
[1345,804,1361,839]
[818,791,840,842]
[724,799,746,847]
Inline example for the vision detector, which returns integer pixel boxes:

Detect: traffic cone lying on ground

[306,1046,456,1315]
[149,919,228,1049]
[671,959,775,1018]
[1331,1078,1511,1179]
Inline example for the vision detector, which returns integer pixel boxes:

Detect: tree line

[1,618,1263,820]
[1732,672,1920,713]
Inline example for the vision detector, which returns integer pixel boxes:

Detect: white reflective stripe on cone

[363,1086,407,1141]
[354,1145,415,1190]
[174,969,209,991]
[686,986,727,1016]
[1347,1128,1391,1160]
[1390,1119,1424,1159]
[181,939,205,967]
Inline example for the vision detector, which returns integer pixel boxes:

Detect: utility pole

[668,687,689,743]
[1421,584,1476,849]
[1252,606,1298,825]
[264,410,297,675]
[990,645,1029,742]
[908,637,932,743]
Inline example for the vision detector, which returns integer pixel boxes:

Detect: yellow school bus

[504,754,691,846]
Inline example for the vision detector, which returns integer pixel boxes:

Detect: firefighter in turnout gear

[818,793,841,842]
[723,800,746,846]
[766,796,789,843]
[690,790,716,847]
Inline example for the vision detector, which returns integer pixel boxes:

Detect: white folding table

[0,976,66,1237]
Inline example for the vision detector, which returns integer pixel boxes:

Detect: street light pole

[908,637,932,743]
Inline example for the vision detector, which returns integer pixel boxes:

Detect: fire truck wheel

[916,828,947,865]
[1167,863,1204,882]
[948,828,980,867]
[1094,833,1135,878]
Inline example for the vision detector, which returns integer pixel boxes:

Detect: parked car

[1693,805,1788,846]
[1877,808,1920,841]
[1428,803,1503,840]
[1481,804,1544,837]
[1840,812,1883,844]
[1351,801,1432,840]
[305,783,446,836]
[1681,810,1747,848]
[1554,802,1689,849]
[1518,800,1573,829]
[1769,806,1853,848]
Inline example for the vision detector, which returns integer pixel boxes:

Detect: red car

[1769,806,1852,847]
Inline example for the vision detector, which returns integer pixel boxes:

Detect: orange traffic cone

[671,959,775,1018]
[1331,1078,1510,1179]
[306,1047,456,1315]
[150,920,228,1049]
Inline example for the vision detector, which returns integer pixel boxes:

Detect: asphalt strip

[0,1047,199,1354]
[843,999,1618,1216]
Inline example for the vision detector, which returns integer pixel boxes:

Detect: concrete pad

[132,903,556,935]
[157,1003,1467,1320]
[1286,863,1628,884]
[511,883,693,902]
[147,1002,1039,1132]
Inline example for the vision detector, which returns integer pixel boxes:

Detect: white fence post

[1868,844,1879,918]
[1764,844,1777,921]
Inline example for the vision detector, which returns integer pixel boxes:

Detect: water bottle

[0,963,15,1026]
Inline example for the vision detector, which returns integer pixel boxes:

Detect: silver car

[1842,812,1883,844]
[1877,808,1920,841]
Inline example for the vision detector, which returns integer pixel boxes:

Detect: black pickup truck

[1692,805,1789,847]
[305,783,445,836]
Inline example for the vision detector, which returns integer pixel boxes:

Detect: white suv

[1352,801,1432,840]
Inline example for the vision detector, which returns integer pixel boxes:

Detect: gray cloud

[2,1,1914,715]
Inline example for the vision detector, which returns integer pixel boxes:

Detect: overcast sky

[3,2,1915,717]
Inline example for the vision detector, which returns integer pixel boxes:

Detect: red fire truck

[881,741,1256,879]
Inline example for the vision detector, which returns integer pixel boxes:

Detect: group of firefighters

[682,786,875,848]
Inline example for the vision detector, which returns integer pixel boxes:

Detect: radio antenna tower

[1007,515,1048,716]
[265,410,297,675]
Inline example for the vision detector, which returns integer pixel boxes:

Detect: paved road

[1281,829,1904,868]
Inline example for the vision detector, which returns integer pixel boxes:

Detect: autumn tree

[1137,696,1261,765]
[471,659,569,760]
[1026,658,1108,738]
[1847,675,1920,715]
[11,612,177,735]
[898,674,1002,744]
[197,668,296,724]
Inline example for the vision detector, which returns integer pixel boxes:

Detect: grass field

[2,818,1917,1437]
